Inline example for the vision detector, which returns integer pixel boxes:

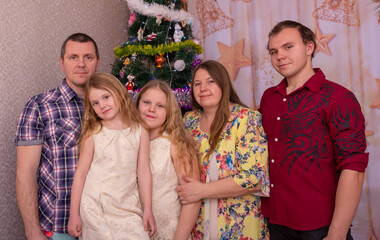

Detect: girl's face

[138,87,167,139]
[89,87,120,123]
[192,68,222,111]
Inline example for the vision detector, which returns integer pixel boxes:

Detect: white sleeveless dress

[150,136,182,240]
[79,125,149,240]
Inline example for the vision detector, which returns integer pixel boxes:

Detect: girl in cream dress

[67,73,156,239]
[136,80,201,240]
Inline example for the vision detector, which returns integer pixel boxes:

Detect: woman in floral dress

[177,60,270,240]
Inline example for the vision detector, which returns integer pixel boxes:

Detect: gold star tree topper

[217,39,252,81]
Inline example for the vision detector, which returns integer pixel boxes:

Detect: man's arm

[324,169,364,240]
[324,91,368,240]
[16,145,47,240]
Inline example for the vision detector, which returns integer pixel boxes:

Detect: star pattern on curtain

[314,23,335,55]
[365,120,374,137]
[370,78,380,109]
[216,39,252,81]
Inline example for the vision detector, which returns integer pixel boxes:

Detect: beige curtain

[188,0,380,239]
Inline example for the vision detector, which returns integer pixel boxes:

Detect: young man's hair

[190,60,247,160]
[60,33,99,59]
[135,79,198,176]
[267,20,317,58]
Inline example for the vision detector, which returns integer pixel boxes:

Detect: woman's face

[192,68,223,111]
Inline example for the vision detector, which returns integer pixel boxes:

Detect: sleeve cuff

[337,152,369,172]
[232,169,270,197]
[14,139,44,146]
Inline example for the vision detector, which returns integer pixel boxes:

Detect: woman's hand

[176,175,204,204]
[143,209,156,237]
[67,214,82,237]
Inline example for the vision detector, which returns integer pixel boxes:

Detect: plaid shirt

[15,79,84,233]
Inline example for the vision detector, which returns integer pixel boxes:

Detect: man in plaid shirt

[15,33,100,240]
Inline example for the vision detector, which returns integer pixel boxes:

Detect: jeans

[47,232,77,240]
[268,223,353,240]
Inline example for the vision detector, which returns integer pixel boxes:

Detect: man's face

[59,40,99,92]
[268,28,314,81]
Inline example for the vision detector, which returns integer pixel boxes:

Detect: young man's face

[268,27,314,81]
[59,40,99,92]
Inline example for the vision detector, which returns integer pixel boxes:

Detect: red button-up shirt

[259,68,368,230]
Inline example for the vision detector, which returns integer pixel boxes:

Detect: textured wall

[0,0,128,238]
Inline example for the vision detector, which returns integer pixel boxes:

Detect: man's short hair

[267,20,317,58]
[60,33,99,59]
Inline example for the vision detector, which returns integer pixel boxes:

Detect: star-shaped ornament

[217,39,252,81]
[370,79,380,109]
[314,23,335,55]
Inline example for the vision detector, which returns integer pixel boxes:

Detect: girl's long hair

[190,60,246,160]
[136,80,198,176]
[79,72,144,143]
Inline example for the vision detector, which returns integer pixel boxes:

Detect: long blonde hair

[136,80,198,176]
[79,72,143,142]
[190,60,247,160]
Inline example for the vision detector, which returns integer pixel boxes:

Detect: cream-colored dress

[80,125,149,240]
[150,136,182,240]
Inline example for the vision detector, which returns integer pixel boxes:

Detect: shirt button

[271,159,275,163]
[275,138,278,142]
[277,117,280,120]
[271,184,274,188]
[283,98,286,102]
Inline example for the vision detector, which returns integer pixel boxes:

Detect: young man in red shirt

[260,20,368,240]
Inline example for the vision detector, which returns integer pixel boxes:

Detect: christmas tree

[112,0,203,93]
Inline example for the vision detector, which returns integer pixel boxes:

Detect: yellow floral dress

[183,104,269,240]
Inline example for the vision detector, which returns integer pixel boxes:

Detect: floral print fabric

[184,104,270,240]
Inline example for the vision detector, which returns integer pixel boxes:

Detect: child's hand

[67,214,82,237]
[143,209,156,237]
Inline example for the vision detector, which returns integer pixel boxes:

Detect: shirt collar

[304,68,325,93]
[59,79,80,102]
[274,68,325,95]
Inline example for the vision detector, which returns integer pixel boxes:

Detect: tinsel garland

[126,0,193,22]
[114,40,203,58]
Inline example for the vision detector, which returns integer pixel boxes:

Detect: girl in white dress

[136,80,201,240]
[67,73,156,239]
